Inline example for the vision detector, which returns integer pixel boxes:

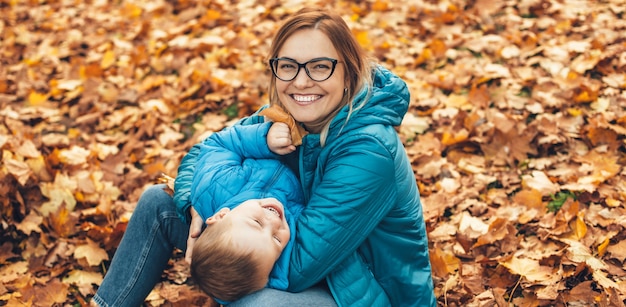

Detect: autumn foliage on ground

[1,0,625,306]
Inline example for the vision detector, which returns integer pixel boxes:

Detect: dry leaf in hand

[259,105,308,146]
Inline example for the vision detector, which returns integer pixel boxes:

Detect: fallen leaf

[73,238,109,267]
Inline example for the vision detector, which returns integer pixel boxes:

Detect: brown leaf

[259,105,308,146]
[32,278,70,306]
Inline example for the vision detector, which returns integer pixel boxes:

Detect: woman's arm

[288,135,397,291]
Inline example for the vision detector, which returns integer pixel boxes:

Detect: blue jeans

[92,184,336,307]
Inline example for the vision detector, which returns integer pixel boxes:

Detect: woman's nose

[291,68,313,88]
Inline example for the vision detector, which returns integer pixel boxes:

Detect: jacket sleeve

[287,134,397,291]
[189,124,271,210]
[173,113,268,223]
[204,123,276,160]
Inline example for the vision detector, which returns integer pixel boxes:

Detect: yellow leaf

[122,3,143,18]
[597,238,609,257]
[28,91,49,106]
[571,212,587,240]
[354,30,370,49]
[567,108,583,116]
[101,50,116,69]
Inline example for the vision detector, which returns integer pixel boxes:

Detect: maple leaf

[4,158,32,186]
[73,238,109,267]
[499,256,553,282]
[32,278,70,306]
[15,210,43,235]
[39,173,77,217]
[521,171,559,196]
[458,212,489,239]
[429,247,461,277]
[63,269,103,296]
[560,238,607,271]
[473,218,513,248]
[606,240,626,262]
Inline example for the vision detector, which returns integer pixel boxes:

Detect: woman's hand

[268,122,296,155]
[185,206,204,264]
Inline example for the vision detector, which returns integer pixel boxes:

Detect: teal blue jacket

[174,66,436,307]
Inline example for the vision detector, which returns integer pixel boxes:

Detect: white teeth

[293,95,320,102]
[265,207,280,218]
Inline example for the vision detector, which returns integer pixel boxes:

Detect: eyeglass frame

[269,57,339,82]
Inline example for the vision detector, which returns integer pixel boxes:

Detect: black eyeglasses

[269,57,338,82]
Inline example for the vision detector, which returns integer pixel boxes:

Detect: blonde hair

[190,219,267,302]
[267,8,374,146]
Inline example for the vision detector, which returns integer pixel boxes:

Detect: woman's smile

[291,94,322,104]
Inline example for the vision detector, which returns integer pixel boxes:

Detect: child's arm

[267,122,296,155]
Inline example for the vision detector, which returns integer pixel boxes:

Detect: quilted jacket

[174,65,436,307]
[186,123,305,291]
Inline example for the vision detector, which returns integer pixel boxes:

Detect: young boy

[185,107,305,303]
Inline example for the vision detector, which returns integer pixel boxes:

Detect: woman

[93,7,435,307]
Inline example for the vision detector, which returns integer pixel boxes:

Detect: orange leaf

[473,218,510,248]
[371,0,388,11]
[429,248,459,277]
[586,126,619,148]
[513,189,544,210]
[468,83,490,109]
[441,129,468,145]
[429,39,447,58]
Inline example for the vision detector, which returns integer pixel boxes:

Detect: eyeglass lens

[271,58,336,82]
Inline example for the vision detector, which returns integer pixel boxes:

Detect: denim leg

[229,283,338,307]
[92,184,189,307]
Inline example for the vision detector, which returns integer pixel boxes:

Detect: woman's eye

[255,219,262,226]
[273,236,281,244]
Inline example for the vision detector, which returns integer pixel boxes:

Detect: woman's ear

[205,208,230,225]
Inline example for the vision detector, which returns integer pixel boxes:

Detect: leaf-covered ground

[1,0,626,306]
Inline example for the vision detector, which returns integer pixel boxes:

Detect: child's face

[208,198,291,278]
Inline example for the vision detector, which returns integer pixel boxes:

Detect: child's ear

[206,208,230,225]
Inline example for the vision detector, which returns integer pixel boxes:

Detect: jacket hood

[326,65,409,142]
